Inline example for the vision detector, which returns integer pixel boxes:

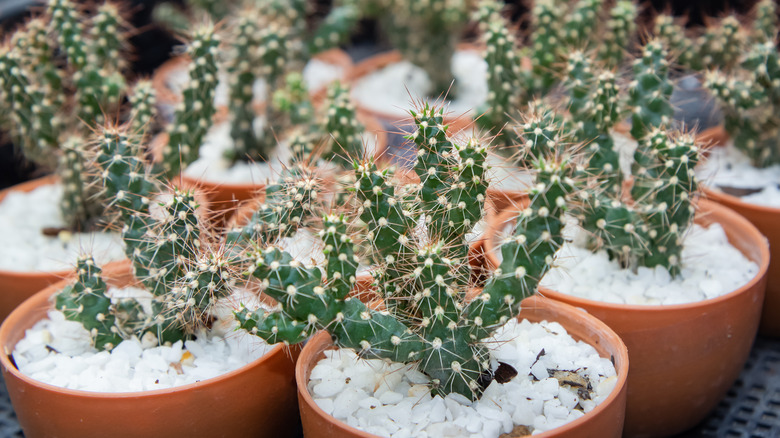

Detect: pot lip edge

[484,198,770,313]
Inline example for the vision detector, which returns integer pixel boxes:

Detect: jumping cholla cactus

[235,104,575,400]
[58,126,239,350]
[0,0,157,230]
[562,42,702,276]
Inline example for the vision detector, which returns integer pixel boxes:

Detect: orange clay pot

[0,260,301,438]
[346,44,487,133]
[296,294,629,438]
[703,187,780,337]
[696,125,779,337]
[152,48,354,120]
[481,199,769,438]
[0,176,128,323]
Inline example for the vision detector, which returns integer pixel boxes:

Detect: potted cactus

[153,14,386,220]
[235,104,629,437]
[468,0,637,213]
[695,1,780,337]
[0,126,301,437]
[483,41,770,437]
[0,0,158,320]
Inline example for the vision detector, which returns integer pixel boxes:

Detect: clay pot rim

[0,176,106,280]
[702,185,780,214]
[0,270,289,400]
[485,199,770,313]
[295,294,629,438]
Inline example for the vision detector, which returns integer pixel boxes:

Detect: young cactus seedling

[236,103,576,400]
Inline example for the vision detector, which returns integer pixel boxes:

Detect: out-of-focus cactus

[753,0,777,43]
[628,40,674,141]
[322,81,365,166]
[530,0,566,93]
[236,103,575,400]
[597,0,637,69]
[161,24,219,176]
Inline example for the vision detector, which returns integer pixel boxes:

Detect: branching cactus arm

[0,46,60,168]
[628,40,673,141]
[597,0,636,69]
[128,80,158,139]
[564,0,605,49]
[467,158,573,340]
[477,0,524,144]
[322,81,364,167]
[163,25,219,176]
[56,256,124,351]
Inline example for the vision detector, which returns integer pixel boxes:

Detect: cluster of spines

[163,25,219,176]
[322,81,364,167]
[654,15,698,71]
[513,101,567,166]
[56,256,124,351]
[597,0,637,68]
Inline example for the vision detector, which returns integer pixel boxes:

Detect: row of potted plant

[0,0,775,437]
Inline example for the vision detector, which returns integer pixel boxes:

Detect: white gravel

[538,222,759,305]
[309,318,617,437]
[165,57,346,109]
[351,49,488,119]
[0,183,125,272]
[182,122,381,185]
[697,143,780,208]
[12,286,272,392]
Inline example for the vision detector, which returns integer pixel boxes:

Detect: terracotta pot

[0,261,301,438]
[296,294,628,438]
[483,200,769,437]
[703,186,780,337]
[152,49,354,122]
[0,176,125,323]
[346,44,485,132]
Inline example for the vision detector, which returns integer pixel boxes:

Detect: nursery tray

[0,336,776,437]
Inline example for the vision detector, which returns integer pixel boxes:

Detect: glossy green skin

[56,257,124,352]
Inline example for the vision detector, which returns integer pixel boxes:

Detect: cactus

[128,80,158,140]
[476,0,526,145]
[563,0,605,49]
[753,0,777,43]
[162,24,220,176]
[236,104,574,400]
[628,40,673,141]
[558,44,701,276]
[55,256,125,351]
[654,15,699,71]
[513,100,568,166]
[321,81,364,166]
[530,0,566,94]
[597,0,637,69]
[704,39,780,167]
[697,15,745,72]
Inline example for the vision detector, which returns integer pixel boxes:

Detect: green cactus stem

[128,80,158,139]
[530,0,566,93]
[322,81,364,167]
[56,256,124,351]
[753,0,778,43]
[564,0,605,49]
[597,0,637,69]
[628,40,673,141]
[162,24,219,176]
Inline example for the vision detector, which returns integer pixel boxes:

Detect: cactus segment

[163,25,220,176]
[628,40,673,141]
[597,1,637,68]
[322,82,364,167]
[56,256,125,351]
